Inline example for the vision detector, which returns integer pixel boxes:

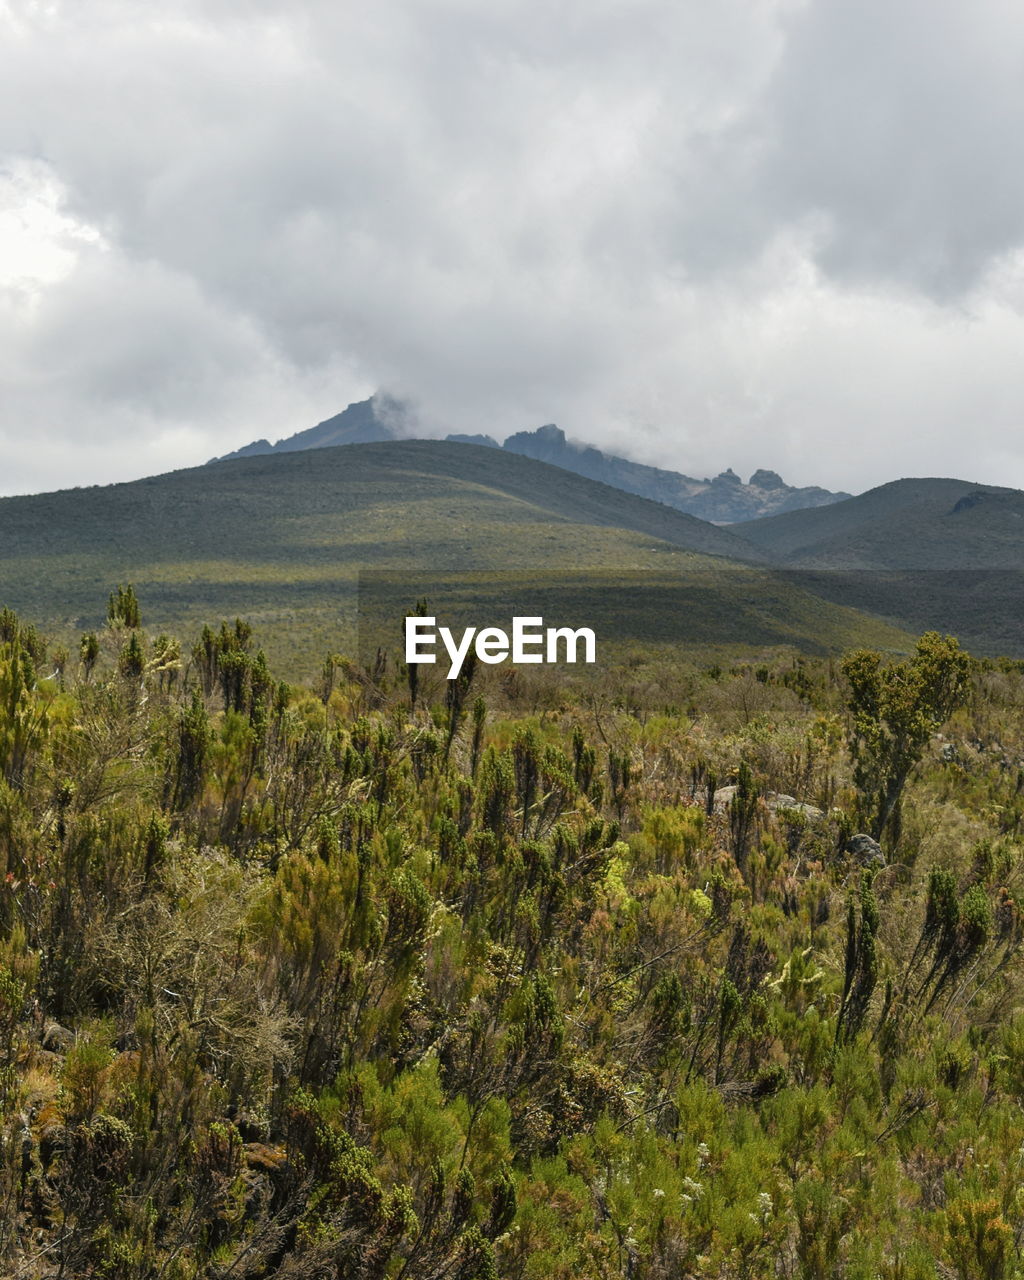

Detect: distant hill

[733,477,1024,567]
[733,478,1024,654]
[0,440,908,678]
[213,396,849,523]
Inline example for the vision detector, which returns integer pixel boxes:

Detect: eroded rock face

[749,469,786,490]
[502,425,850,523]
[846,834,886,867]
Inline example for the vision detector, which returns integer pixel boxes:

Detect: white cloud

[0,158,104,295]
[2,0,1024,496]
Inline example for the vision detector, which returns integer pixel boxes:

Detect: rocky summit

[213,397,849,524]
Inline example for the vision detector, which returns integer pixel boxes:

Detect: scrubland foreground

[3,592,1024,1278]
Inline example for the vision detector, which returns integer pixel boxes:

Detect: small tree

[835,873,879,1046]
[445,651,478,762]
[0,624,47,789]
[80,632,100,680]
[167,689,211,812]
[728,761,758,876]
[406,597,429,710]
[118,631,145,680]
[108,583,141,629]
[842,632,971,843]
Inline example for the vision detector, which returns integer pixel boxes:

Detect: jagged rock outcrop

[445,433,500,448]
[502,424,849,523]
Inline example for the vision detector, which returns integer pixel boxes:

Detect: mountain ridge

[500,423,850,523]
[7,442,1024,666]
[1,439,804,675]
[212,395,851,524]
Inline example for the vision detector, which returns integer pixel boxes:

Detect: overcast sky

[3,0,1024,497]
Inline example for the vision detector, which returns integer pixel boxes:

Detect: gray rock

[749,469,786,490]
[41,1021,74,1052]
[767,793,824,819]
[711,784,739,810]
[446,433,500,448]
[845,834,886,867]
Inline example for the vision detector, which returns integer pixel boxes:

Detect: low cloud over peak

[3,1,1024,496]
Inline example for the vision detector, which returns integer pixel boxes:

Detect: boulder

[766,792,824,819]
[710,784,739,810]
[41,1022,74,1053]
[845,834,886,867]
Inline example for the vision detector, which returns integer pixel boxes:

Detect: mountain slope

[213,394,410,459]
[0,441,908,677]
[502,424,850,522]
[734,477,1024,568]
[733,478,1024,654]
[2,438,765,572]
[214,396,850,522]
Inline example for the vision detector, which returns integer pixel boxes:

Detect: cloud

[760,0,1024,296]
[1,0,1024,496]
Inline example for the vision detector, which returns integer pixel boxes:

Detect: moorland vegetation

[1,590,1024,1277]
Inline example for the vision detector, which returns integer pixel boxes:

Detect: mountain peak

[749,469,786,490]
[500,426,849,522]
[212,398,849,523]
[212,394,412,462]
[535,423,567,445]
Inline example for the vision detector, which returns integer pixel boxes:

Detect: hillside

[0,441,909,677]
[734,478,1024,653]
[733,477,1024,567]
